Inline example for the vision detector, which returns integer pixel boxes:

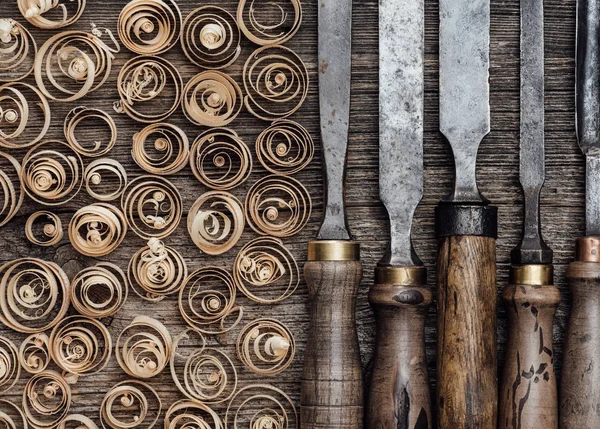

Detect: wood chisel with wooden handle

[365,0,432,427]
[560,0,600,427]
[301,0,362,428]
[498,0,560,426]
[436,0,498,427]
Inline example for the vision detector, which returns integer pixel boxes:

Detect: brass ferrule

[575,236,600,262]
[307,240,360,261]
[375,266,427,286]
[510,264,553,286]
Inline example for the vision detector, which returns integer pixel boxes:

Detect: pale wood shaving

[84,158,128,202]
[100,380,162,429]
[0,19,37,82]
[68,203,127,257]
[225,384,298,429]
[256,119,314,175]
[25,211,63,247]
[132,123,189,175]
[64,106,117,157]
[165,399,223,429]
[0,399,28,429]
[18,0,86,29]
[19,333,50,375]
[0,152,24,228]
[57,415,98,429]
[0,336,20,394]
[237,0,302,46]
[23,370,71,429]
[70,262,128,319]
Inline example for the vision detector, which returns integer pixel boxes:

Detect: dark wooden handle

[499,283,560,429]
[560,260,600,428]
[366,280,433,429]
[437,235,498,429]
[301,260,363,429]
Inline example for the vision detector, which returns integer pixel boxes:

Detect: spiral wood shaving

[115,55,182,123]
[170,328,237,404]
[236,318,295,376]
[25,211,63,247]
[57,415,98,429]
[0,399,27,429]
[18,0,86,29]
[256,119,314,175]
[190,129,252,190]
[100,380,162,429]
[132,123,189,175]
[165,399,223,429]
[128,238,187,302]
[22,140,83,206]
[225,384,297,429]
[182,71,242,127]
[69,203,127,257]
[0,82,50,149]
[115,315,172,379]
[0,152,23,228]
[64,106,117,157]
[34,30,118,102]
[181,6,241,70]
[0,336,20,394]
[0,258,70,333]
[237,0,302,46]
[19,333,50,375]
[0,19,36,82]
[234,237,299,304]
[84,159,128,202]
[23,370,71,429]
[70,262,128,319]
[187,191,245,255]
[178,267,242,334]
[243,45,308,121]
[49,316,112,377]
[246,175,311,237]
[122,175,182,240]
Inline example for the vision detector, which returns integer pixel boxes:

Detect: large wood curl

[225,384,298,429]
[23,370,72,429]
[100,379,162,429]
[25,211,63,247]
[0,152,24,228]
[237,0,302,46]
[256,119,314,175]
[64,106,117,157]
[18,0,86,29]
[0,336,20,394]
[68,203,127,257]
[132,123,189,175]
[0,19,37,82]
[84,158,128,202]
[0,399,27,429]
[165,399,223,429]
[57,415,98,429]
[70,262,128,318]
[19,333,51,375]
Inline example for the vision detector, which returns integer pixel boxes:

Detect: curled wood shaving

[49,316,112,377]
[0,19,37,82]
[237,0,302,46]
[0,399,27,429]
[178,267,243,334]
[170,328,237,404]
[0,336,20,394]
[256,119,314,175]
[122,175,182,240]
[19,333,50,375]
[34,30,118,102]
[225,384,298,429]
[69,203,127,257]
[0,82,51,149]
[128,238,187,302]
[132,123,189,175]
[187,191,245,255]
[58,415,98,429]
[25,211,63,247]
[100,380,162,429]
[182,71,242,127]
[234,237,299,304]
[243,45,308,121]
[236,318,295,376]
[116,315,172,379]
[23,370,71,429]
[70,262,128,319]
[190,129,252,190]
[115,55,182,123]
[0,258,70,333]
[18,0,86,29]
[0,152,24,228]
[245,175,311,237]
[64,106,117,157]
[181,6,241,70]
[165,399,223,429]
[84,158,128,202]
[22,140,83,206]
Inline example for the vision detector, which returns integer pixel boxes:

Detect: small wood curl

[23,370,71,429]
[18,0,86,29]
[0,19,37,82]
[70,262,128,319]
[100,380,162,429]
[0,336,20,394]
[25,211,63,247]
[84,158,128,202]
[69,203,127,257]
[19,333,51,375]
[0,152,24,228]
[0,399,27,429]
[256,119,314,175]
[165,399,223,429]
[225,384,298,429]
[237,0,302,46]
[132,123,189,175]
[64,106,117,157]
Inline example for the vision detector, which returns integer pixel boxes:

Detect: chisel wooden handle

[301,241,363,429]
[366,266,432,429]
[499,266,560,429]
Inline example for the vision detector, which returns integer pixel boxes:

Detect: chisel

[436,0,498,428]
[365,0,432,427]
[560,1,600,426]
[498,0,560,427]
[301,0,363,428]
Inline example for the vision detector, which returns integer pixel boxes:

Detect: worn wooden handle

[366,274,433,429]
[437,235,498,429]
[301,259,363,429]
[499,282,560,429]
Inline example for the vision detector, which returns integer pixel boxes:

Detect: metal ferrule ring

[510,264,553,286]
[307,240,360,261]
[375,266,426,286]
[435,203,498,238]
[575,236,600,262]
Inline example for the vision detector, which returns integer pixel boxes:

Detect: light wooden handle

[499,282,560,429]
[301,259,363,429]
[437,235,498,429]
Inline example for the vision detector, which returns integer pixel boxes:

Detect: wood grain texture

[499,283,560,429]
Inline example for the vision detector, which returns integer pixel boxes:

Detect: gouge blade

[316,0,352,241]
[379,0,424,267]
[440,0,490,203]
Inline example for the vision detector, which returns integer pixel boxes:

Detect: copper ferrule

[510,264,553,286]
[575,236,600,262]
[307,240,360,261]
[375,266,427,286]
